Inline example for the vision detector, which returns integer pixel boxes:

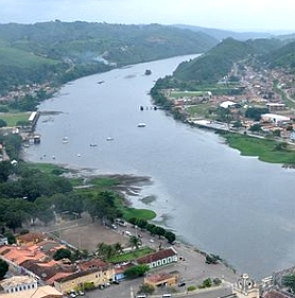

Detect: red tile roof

[136,247,177,264]
[78,258,108,271]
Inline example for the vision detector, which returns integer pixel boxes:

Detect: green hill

[0,21,219,93]
[0,22,218,65]
[173,37,283,83]
[261,40,295,70]
[173,24,273,41]
[173,38,252,83]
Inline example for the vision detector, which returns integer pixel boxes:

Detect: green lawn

[0,112,31,126]
[186,103,213,118]
[25,162,68,175]
[90,176,119,188]
[0,47,59,67]
[224,133,295,164]
[121,207,156,221]
[170,90,205,98]
[108,247,154,263]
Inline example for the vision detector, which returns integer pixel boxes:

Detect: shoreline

[55,164,240,279]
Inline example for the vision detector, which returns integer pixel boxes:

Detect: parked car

[78,290,85,296]
[178,282,186,287]
[111,224,118,229]
[125,230,132,236]
[112,280,120,284]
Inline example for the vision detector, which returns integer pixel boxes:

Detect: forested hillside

[260,40,295,70]
[0,21,218,94]
[173,24,273,41]
[173,37,284,83]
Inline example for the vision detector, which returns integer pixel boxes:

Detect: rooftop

[137,247,177,265]
[0,285,62,298]
[0,276,37,289]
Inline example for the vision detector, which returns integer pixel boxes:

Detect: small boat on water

[137,123,146,127]
[90,143,98,147]
[97,81,105,84]
[106,137,114,141]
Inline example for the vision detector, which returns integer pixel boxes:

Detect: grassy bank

[0,112,30,126]
[223,132,295,164]
[26,162,157,221]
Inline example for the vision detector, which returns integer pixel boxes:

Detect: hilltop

[0,21,218,95]
[172,37,284,83]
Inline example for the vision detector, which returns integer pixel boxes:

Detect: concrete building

[0,285,63,298]
[136,247,178,269]
[261,113,290,124]
[0,276,38,294]
[144,272,178,288]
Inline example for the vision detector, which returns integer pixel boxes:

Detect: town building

[144,272,178,288]
[136,247,177,269]
[0,285,63,298]
[0,276,38,294]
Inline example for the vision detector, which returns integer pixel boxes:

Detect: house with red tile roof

[136,247,177,269]
[17,233,46,246]
[144,272,178,287]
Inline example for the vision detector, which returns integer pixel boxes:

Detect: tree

[138,283,155,295]
[0,161,13,182]
[283,274,295,293]
[165,231,176,244]
[154,226,166,239]
[0,119,7,128]
[114,242,124,255]
[97,243,115,261]
[53,248,71,261]
[3,231,16,244]
[205,254,221,264]
[249,123,262,132]
[245,107,269,121]
[124,264,149,279]
[0,259,8,279]
[129,235,141,250]
[202,278,212,288]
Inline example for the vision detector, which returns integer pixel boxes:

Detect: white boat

[137,123,146,127]
[106,137,114,141]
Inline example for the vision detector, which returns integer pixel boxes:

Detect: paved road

[86,281,233,298]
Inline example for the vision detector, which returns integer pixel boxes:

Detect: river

[24,54,295,279]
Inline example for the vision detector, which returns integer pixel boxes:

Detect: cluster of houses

[0,232,179,297]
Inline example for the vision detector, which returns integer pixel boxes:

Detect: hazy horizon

[1,0,295,33]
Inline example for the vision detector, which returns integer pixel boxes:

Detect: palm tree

[114,242,123,255]
[97,242,115,260]
[129,236,141,250]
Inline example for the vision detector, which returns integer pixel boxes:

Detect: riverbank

[25,161,241,282]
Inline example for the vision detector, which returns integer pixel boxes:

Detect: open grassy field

[0,47,59,67]
[121,206,156,221]
[0,112,31,126]
[108,247,154,263]
[169,90,205,98]
[186,103,213,118]
[224,133,295,164]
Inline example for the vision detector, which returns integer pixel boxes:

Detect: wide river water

[24,55,295,279]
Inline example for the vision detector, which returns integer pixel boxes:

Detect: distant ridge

[173,24,274,41]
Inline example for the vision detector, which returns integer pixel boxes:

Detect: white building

[261,113,290,124]
[0,276,38,294]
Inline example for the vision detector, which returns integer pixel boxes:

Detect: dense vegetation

[173,38,283,83]
[0,21,218,95]
[261,40,295,70]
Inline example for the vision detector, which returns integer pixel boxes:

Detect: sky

[1,0,295,33]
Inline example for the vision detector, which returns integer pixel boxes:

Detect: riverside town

[1,20,295,298]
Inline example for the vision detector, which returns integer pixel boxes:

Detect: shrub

[187,285,197,292]
[83,282,95,291]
